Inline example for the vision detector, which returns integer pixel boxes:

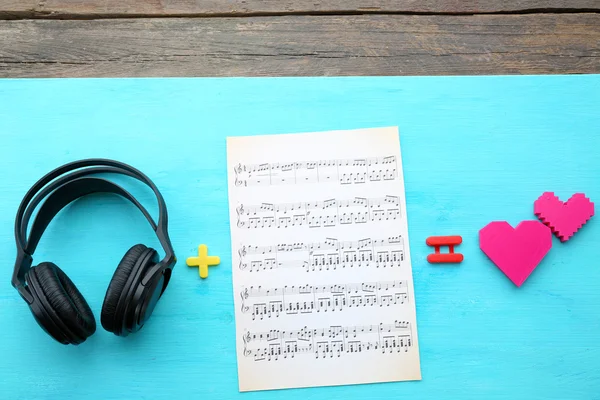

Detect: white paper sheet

[226,127,421,392]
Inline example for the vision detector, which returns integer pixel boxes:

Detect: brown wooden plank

[1,0,599,18]
[1,14,598,77]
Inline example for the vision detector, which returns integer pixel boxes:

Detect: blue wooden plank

[0,75,598,400]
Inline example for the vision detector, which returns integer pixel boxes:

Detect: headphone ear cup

[26,262,96,344]
[101,244,147,333]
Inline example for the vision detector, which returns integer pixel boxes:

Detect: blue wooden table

[0,75,599,399]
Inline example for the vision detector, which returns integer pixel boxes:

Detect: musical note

[239,280,409,320]
[237,235,404,273]
[242,321,413,361]
[236,195,401,230]
[232,155,398,188]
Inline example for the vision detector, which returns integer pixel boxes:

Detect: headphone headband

[20,166,157,248]
[12,159,175,300]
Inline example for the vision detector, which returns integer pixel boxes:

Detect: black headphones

[11,159,176,345]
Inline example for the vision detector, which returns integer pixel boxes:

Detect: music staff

[242,321,413,361]
[240,280,409,320]
[233,155,397,187]
[236,195,401,229]
[238,235,404,273]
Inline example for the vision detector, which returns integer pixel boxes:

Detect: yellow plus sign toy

[186,244,220,278]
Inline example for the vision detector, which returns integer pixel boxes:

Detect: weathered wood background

[0,1,599,77]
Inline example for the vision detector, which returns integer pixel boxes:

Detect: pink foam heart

[479,220,552,287]
[534,192,595,242]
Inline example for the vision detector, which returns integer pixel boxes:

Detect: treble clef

[234,164,247,187]
[240,288,249,313]
[243,331,252,357]
[236,205,245,228]
[238,245,247,258]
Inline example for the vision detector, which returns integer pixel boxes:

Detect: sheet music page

[226,127,421,392]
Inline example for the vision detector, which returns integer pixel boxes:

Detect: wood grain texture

[1,14,599,78]
[1,0,599,18]
[0,75,599,399]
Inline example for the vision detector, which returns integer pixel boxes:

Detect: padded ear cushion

[101,244,147,333]
[30,262,96,342]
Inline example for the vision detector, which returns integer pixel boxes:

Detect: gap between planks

[2,0,600,21]
[1,8,600,20]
